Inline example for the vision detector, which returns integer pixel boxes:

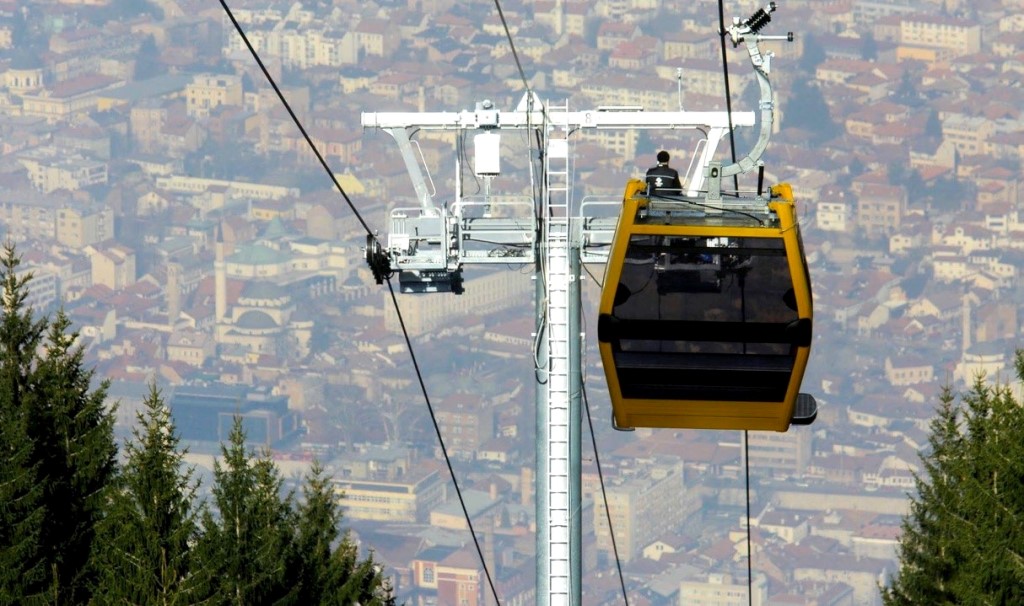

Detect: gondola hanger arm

[715,3,794,182]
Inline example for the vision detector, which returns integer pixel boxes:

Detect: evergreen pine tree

[860,33,878,61]
[798,33,826,73]
[194,418,299,605]
[31,310,118,604]
[0,243,397,604]
[134,34,164,80]
[882,357,1024,604]
[333,554,395,606]
[0,244,49,603]
[293,461,339,604]
[294,461,394,605]
[951,372,1024,603]
[92,384,204,605]
[0,244,118,604]
[924,109,943,140]
[881,387,963,605]
[785,79,838,144]
[893,71,923,107]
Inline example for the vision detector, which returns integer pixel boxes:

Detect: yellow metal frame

[598,180,812,432]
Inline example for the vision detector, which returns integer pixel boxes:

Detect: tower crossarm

[362,108,754,132]
[362,104,757,293]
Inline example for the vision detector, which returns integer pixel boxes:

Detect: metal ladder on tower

[543,100,572,606]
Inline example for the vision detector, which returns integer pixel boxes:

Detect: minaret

[215,225,226,325]
[167,262,181,329]
[961,293,972,354]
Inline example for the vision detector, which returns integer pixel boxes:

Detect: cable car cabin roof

[598,179,815,432]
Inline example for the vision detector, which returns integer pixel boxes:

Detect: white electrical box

[474,132,501,176]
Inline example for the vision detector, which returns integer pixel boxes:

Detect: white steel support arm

[383,127,435,211]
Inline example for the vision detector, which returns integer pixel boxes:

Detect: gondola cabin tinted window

[606,234,799,403]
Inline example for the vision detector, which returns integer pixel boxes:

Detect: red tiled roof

[49,74,120,99]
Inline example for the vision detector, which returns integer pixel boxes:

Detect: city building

[334,467,446,523]
[679,573,768,606]
[883,355,934,386]
[384,270,532,336]
[593,461,696,563]
[86,242,135,290]
[57,202,114,249]
[169,383,300,447]
[746,430,814,477]
[17,147,108,193]
[898,14,981,57]
[409,544,487,606]
[167,328,216,367]
[20,73,123,122]
[435,394,496,460]
[185,73,243,119]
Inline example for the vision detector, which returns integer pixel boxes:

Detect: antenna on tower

[677,67,684,111]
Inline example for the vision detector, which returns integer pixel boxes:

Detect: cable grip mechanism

[365,234,391,284]
[730,2,791,47]
[746,2,776,34]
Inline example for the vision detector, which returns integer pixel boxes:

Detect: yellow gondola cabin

[598,179,816,432]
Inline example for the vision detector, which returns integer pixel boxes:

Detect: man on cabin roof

[645,150,683,195]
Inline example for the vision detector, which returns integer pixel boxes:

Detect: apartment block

[435,394,496,459]
[335,468,446,523]
[679,573,768,606]
[884,355,935,386]
[593,461,696,562]
[354,18,399,58]
[856,184,906,236]
[130,100,169,153]
[155,175,298,200]
[18,148,108,194]
[410,545,486,606]
[223,25,358,69]
[746,429,813,477]
[87,243,135,290]
[817,200,853,232]
[185,74,243,118]
[899,14,981,56]
[941,113,995,157]
[18,266,59,311]
[4,61,44,92]
[853,0,920,27]
[57,202,113,249]
[437,548,483,606]
[0,194,60,241]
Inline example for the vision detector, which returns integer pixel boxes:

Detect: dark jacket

[645,163,682,194]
